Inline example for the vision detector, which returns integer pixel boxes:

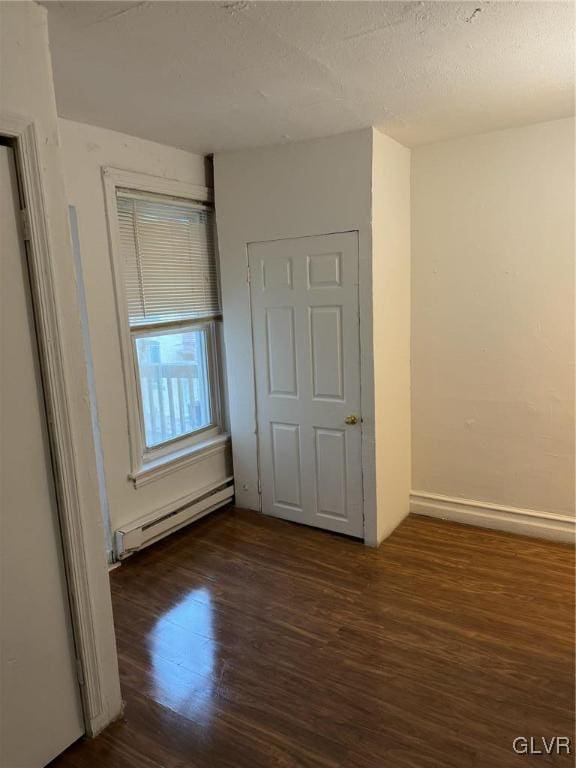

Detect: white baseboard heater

[114,478,234,559]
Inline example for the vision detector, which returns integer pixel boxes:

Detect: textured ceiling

[44,0,575,153]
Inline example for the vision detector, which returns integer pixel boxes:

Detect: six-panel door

[249,232,363,537]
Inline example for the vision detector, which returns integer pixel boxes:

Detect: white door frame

[248,230,366,535]
[1,112,109,736]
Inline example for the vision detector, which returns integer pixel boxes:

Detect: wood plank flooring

[51,509,575,768]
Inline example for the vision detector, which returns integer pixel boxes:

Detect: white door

[0,144,84,767]
[249,232,363,538]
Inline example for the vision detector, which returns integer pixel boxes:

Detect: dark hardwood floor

[51,508,575,768]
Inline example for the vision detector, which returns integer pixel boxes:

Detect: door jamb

[1,112,105,735]
[246,244,263,510]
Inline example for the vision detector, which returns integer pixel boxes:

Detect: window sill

[128,432,231,489]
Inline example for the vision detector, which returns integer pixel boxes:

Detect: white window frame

[131,319,221,456]
[102,167,228,488]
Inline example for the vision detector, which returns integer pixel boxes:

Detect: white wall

[214,130,378,540]
[412,118,575,522]
[59,119,232,534]
[372,130,411,540]
[0,1,121,734]
[215,128,411,544]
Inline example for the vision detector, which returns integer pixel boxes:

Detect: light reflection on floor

[149,588,217,724]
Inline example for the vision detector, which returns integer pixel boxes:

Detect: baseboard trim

[410,491,575,544]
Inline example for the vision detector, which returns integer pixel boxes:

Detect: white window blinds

[116,191,221,327]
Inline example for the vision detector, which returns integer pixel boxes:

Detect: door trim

[1,113,105,734]
[248,231,365,535]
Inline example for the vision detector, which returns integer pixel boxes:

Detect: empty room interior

[1,1,575,766]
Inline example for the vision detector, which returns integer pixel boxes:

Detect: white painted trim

[101,166,221,480]
[69,204,114,562]
[410,491,575,543]
[103,166,213,204]
[129,432,231,488]
[0,112,107,735]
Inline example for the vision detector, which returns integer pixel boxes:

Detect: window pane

[134,327,212,449]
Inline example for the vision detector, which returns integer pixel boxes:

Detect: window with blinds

[116,191,221,327]
[114,188,222,453]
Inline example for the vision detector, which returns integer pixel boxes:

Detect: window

[106,173,226,483]
[133,325,212,449]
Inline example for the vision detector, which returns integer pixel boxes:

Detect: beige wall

[411,117,575,517]
[372,129,411,540]
[58,119,231,533]
[0,1,121,733]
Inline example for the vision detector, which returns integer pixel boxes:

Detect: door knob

[344,414,358,425]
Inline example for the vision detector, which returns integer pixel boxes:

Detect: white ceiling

[44,0,575,154]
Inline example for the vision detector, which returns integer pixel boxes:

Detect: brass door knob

[344,414,358,425]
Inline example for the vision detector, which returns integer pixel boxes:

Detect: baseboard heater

[114,478,234,559]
